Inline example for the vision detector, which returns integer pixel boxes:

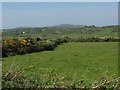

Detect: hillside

[51,24,85,28]
[2,25,118,39]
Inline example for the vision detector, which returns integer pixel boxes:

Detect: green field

[2,25,118,39]
[2,42,118,86]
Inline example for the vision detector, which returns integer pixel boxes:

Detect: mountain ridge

[51,24,85,28]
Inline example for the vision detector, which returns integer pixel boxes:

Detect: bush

[2,39,17,57]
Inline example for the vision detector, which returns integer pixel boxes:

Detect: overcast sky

[2,2,118,28]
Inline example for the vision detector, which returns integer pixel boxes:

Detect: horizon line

[2,24,118,29]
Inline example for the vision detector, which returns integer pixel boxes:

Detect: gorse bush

[2,37,71,57]
[2,39,17,57]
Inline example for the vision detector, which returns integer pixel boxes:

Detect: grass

[2,42,118,86]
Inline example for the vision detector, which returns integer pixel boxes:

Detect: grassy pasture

[2,42,118,86]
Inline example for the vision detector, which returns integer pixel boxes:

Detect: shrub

[19,39,27,46]
[44,40,55,50]
[2,39,16,57]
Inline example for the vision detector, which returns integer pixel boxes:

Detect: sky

[1,0,120,2]
[2,2,118,29]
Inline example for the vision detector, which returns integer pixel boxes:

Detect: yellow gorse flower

[20,39,27,45]
[3,39,16,46]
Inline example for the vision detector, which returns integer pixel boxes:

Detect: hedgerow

[2,36,120,57]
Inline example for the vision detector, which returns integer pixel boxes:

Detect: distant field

[2,42,118,85]
[2,26,118,39]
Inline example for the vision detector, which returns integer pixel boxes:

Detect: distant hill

[51,24,85,28]
[2,25,118,39]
